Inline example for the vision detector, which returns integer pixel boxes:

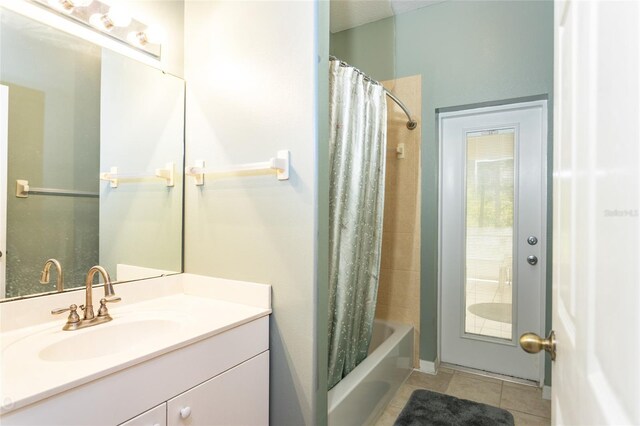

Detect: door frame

[437,99,548,385]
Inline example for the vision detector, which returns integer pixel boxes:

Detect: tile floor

[374,367,551,426]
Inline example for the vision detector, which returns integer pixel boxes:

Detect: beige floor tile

[445,373,502,406]
[509,409,551,426]
[373,403,403,426]
[500,382,551,419]
[405,370,454,393]
[388,383,420,409]
[439,366,455,374]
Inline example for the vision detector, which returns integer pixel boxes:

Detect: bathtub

[328,319,414,426]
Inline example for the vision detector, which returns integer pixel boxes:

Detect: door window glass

[464,129,515,340]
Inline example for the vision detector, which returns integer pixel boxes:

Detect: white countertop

[0,274,271,415]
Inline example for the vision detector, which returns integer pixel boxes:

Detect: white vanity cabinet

[0,275,272,426]
[2,316,270,426]
[119,351,269,426]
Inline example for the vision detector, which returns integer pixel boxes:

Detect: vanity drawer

[120,403,166,426]
[167,351,269,426]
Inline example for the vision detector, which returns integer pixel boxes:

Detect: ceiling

[330,0,448,33]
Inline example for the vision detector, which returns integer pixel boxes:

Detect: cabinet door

[167,351,269,426]
[120,403,166,426]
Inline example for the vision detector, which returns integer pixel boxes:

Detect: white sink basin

[39,318,183,362]
[2,308,194,366]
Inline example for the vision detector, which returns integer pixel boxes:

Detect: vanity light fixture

[90,5,131,31]
[47,0,93,14]
[33,0,161,58]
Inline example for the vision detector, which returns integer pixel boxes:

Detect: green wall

[331,0,554,383]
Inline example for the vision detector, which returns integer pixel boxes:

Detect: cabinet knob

[180,406,192,419]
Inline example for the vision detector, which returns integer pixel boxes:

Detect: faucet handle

[97,296,121,317]
[51,304,80,324]
[51,304,77,315]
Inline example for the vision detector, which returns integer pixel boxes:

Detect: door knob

[527,255,538,265]
[520,331,556,361]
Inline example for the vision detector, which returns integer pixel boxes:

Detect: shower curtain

[327,59,387,390]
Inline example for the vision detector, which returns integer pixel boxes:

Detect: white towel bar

[185,150,290,185]
[100,162,174,188]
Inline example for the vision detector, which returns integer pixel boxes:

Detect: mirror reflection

[0,8,184,300]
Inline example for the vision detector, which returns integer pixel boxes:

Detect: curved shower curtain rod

[329,56,418,130]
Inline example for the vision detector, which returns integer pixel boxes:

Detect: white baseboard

[542,385,551,400]
[417,358,439,375]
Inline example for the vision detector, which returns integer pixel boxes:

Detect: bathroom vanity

[0,274,271,426]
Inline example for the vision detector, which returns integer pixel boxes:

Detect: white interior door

[551,0,640,424]
[440,101,547,382]
[0,84,8,297]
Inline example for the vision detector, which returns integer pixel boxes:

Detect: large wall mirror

[0,7,184,301]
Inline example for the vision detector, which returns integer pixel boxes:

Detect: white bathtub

[328,319,414,426]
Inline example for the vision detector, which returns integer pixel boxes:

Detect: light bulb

[89,13,113,30]
[107,5,132,27]
[47,0,92,12]
[47,0,73,14]
[144,25,166,44]
[127,31,148,46]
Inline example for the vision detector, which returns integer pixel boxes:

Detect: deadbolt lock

[527,236,538,245]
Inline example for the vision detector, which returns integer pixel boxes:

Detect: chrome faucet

[51,265,121,331]
[40,258,64,292]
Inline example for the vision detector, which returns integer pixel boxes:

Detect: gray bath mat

[394,389,514,426]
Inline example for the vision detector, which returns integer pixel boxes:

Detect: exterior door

[440,101,547,381]
[551,0,640,424]
[0,84,8,297]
